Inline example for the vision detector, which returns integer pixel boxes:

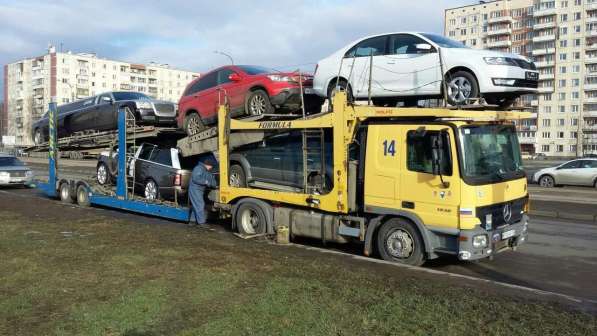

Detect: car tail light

[174,174,181,186]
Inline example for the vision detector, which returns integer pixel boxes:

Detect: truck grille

[476,197,527,230]
[154,103,176,116]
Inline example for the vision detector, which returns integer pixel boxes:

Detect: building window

[544,106,552,113]
[574,39,581,47]
[542,145,550,152]
[570,132,578,139]
[560,53,567,61]
[572,78,580,86]
[571,118,579,125]
[560,40,568,48]
[570,145,577,153]
[557,131,565,138]
[572,105,579,112]
[572,91,580,99]
[559,93,566,100]
[557,119,565,126]
[556,145,564,152]
[573,65,581,72]
[559,105,566,112]
[560,14,568,21]
[543,119,551,127]
[574,12,581,20]
[542,131,551,138]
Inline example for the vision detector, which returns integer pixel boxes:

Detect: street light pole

[214,50,234,65]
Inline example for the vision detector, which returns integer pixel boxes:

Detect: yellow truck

[209,92,530,266]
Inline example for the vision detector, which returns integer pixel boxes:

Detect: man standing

[189,159,217,226]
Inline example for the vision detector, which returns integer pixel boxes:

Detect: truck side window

[406,131,452,176]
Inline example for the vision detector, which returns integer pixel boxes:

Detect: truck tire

[235,201,268,235]
[376,218,426,266]
[96,163,111,185]
[229,164,247,188]
[76,184,91,207]
[246,90,274,116]
[59,182,73,203]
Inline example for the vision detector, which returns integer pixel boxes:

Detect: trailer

[39,93,532,266]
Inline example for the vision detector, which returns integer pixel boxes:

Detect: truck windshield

[113,92,149,101]
[459,124,524,184]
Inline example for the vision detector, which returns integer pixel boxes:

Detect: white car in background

[313,32,538,107]
[533,158,597,188]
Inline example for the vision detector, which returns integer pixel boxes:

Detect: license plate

[502,229,515,240]
[525,71,538,80]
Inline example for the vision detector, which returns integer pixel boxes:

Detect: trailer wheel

[229,164,247,188]
[59,182,74,203]
[376,218,426,266]
[235,201,268,235]
[76,185,91,207]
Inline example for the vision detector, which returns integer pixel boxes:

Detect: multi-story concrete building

[2,46,199,146]
[445,0,597,157]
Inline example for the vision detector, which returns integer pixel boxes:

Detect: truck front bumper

[458,214,529,261]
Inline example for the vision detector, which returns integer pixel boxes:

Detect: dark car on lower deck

[32,91,177,145]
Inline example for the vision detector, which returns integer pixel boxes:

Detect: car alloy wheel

[249,94,267,115]
[144,180,158,200]
[229,172,242,187]
[385,229,415,259]
[448,76,472,104]
[539,175,554,188]
[97,164,108,185]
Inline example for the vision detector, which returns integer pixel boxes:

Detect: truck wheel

[184,112,205,136]
[96,163,111,185]
[539,175,555,188]
[59,182,73,203]
[76,185,91,207]
[229,164,247,188]
[246,90,274,116]
[235,201,267,235]
[144,179,160,200]
[377,218,426,266]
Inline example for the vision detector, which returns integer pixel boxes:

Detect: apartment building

[2,46,199,146]
[446,0,597,157]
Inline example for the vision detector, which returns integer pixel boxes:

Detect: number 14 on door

[383,140,395,156]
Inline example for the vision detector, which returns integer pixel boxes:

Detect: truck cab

[363,121,528,263]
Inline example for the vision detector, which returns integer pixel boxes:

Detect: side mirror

[102,96,113,104]
[415,43,433,52]
[228,73,242,82]
[431,135,444,176]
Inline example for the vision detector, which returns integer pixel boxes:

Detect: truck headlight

[472,234,488,248]
[136,101,152,109]
[484,57,518,66]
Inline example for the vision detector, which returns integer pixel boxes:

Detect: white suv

[313,32,538,107]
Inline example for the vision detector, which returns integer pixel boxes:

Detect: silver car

[0,153,34,187]
[533,158,597,188]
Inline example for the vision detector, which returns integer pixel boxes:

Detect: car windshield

[460,124,525,184]
[0,157,25,167]
[113,92,149,101]
[237,65,276,75]
[421,33,468,48]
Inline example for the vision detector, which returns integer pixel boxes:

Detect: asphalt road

[1,186,596,306]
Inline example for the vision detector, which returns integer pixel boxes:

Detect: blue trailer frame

[38,104,191,222]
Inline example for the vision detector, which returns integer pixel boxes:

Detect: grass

[0,206,595,336]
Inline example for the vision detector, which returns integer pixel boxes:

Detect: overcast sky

[0,0,473,93]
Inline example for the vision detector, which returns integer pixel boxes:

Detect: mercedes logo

[503,203,512,223]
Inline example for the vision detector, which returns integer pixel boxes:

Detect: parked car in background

[533,158,597,188]
[97,143,191,201]
[0,153,34,187]
[177,65,322,135]
[32,91,177,145]
[229,131,333,193]
[313,32,538,107]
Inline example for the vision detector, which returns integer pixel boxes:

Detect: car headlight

[267,74,293,82]
[484,57,518,66]
[135,101,153,109]
[472,234,488,248]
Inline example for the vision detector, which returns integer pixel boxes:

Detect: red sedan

[177,65,321,135]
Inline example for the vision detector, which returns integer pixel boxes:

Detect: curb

[529,209,597,223]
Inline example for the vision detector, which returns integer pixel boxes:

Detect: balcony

[587,30,597,37]
[587,3,597,11]
[583,124,597,132]
[532,34,556,43]
[487,28,512,36]
[486,40,512,48]
[584,96,597,103]
[539,73,555,80]
[538,86,555,93]
[518,137,537,145]
[534,21,557,30]
[533,7,557,17]
[488,15,513,24]
[586,55,597,64]
[585,83,597,90]
[534,60,555,68]
[532,47,555,56]
[531,100,539,106]
[587,43,597,51]
[588,16,597,23]
[519,125,538,132]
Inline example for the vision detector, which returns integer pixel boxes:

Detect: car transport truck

[38,92,530,266]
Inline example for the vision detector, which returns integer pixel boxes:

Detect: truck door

[364,125,460,229]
